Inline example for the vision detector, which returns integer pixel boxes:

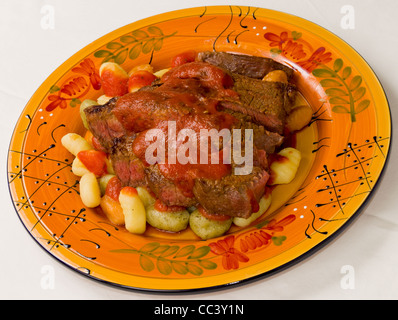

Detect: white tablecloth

[1,0,397,300]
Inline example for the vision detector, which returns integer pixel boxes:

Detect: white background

[1,0,397,300]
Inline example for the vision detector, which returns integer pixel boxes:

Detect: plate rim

[7,5,392,293]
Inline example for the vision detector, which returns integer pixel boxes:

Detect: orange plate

[7,6,391,292]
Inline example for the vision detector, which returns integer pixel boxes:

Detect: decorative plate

[7,6,391,292]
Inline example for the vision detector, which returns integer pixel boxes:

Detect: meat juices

[84,53,297,218]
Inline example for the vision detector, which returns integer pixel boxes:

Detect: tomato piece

[105,177,123,201]
[170,50,197,68]
[154,199,186,213]
[77,150,108,177]
[128,70,157,92]
[99,62,129,97]
[198,205,231,221]
[91,136,107,153]
[100,195,125,225]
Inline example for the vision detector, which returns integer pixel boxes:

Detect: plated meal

[61,50,309,240]
[8,6,390,292]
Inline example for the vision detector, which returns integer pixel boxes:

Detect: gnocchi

[61,133,92,156]
[189,209,232,240]
[79,172,101,208]
[100,194,125,225]
[153,68,170,78]
[263,70,288,83]
[80,99,97,129]
[269,147,301,185]
[62,55,306,240]
[97,94,112,105]
[286,105,313,132]
[99,174,116,196]
[146,203,190,232]
[71,157,90,177]
[136,186,156,208]
[128,64,154,76]
[119,187,146,234]
[233,191,272,227]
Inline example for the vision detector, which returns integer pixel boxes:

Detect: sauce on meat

[114,62,240,196]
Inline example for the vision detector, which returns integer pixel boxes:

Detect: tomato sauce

[266,153,289,185]
[115,62,241,196]
[154,199,186,212]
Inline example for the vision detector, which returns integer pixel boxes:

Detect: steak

[193,167,269,218]
[219,74,296,134]
[109,135,147,187]
[84,54,296,217]
[145,165,198,207]
[197,51,294,80]
[84,97,125,152]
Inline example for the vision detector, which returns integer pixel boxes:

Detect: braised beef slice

[197,51,294,80]
[193,167,269,219]
[84,55,295,217]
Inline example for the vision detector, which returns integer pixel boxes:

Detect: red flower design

[282,40,306,60]
[209,235,249,270]
[297,47,333,72]
[264,31,333,72]
[72,58,101,90]
[264,31,289,49]
[45,58,101,112]
[46,95,67,111]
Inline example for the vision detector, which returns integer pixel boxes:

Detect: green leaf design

[157,258,172,275]
[356,99,370,113]
[353,87,366,102]
[187,263,203,276]
[94,27,176,64]
[160,246,180,257]
[140,242,160,252]
[129,43,142,60]
[114,48,128,64]
[132,29,149,39]
[49,85,60,93]
[120,35,136,43]
[325,88,348,97]
[106,42,123,50]
[333,58,343,72]
[94,50,113,58]
[152,245,171,255]
[147,26,163,36]
[312,69,335,78]
[174,245,195,258]
[320,79,343,87]
[349,75,362,91]
[313,59,370,123]
[142,39,155,54]
[270,48,282,57]
[153,38,163,51]
[171,261,189,275]
[291,31,302,40]
[198,260,217,270]
[69,98,81,108]
[188,246,211,259]
[110,249,138,254]
[140,254,155,272]
[342,66,352,80]
[272,236,287,246]
[329,96,350,104]
[111,242,214,276]
[332,105,350,113]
